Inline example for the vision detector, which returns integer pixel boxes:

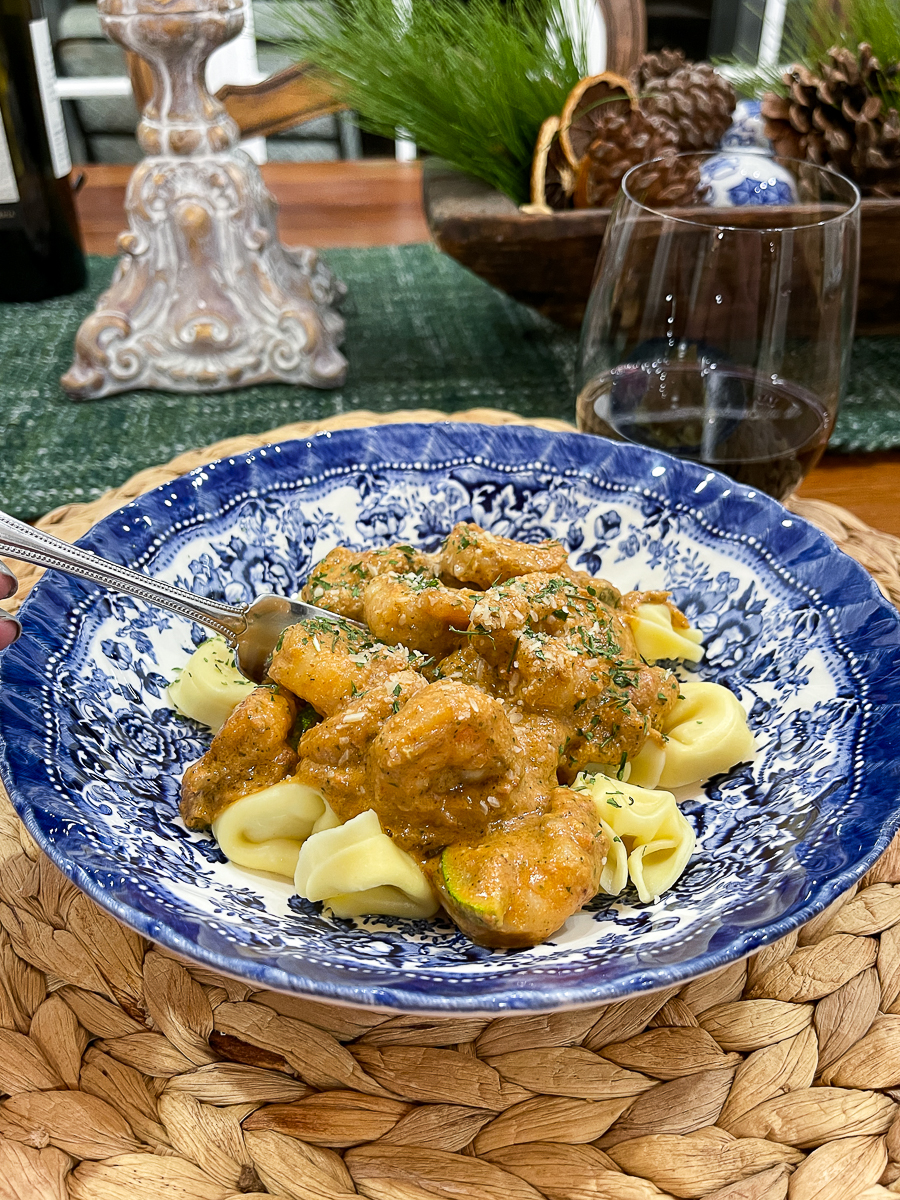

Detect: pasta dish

[171,523,754,948]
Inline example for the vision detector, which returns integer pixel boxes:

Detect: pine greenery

[278,0,588,204]
[735,0,900,101]
[791,0,900,72]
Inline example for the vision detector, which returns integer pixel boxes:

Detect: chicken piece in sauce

[268,618,420,717]
[468,572,628,670]
[362,573,478,659]
[434,787,607,948]
[301,543,436,622]
[295,670,426,812]
[440,522,569,589]
[511,712,570,812]
[180,686,298,829]
[557,663,680,779]
[364,679,522,854]
[465,572,679,774]
[430,641,503,692]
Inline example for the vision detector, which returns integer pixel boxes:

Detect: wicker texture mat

[2,410,900,1200]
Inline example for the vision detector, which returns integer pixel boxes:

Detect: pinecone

[634,47,687,84]
[572,110,692,209]
[632,50,736,151]
[529,54,733,212]
[761,43,900,196]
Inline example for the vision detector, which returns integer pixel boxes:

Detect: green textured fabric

[0,244,897,522]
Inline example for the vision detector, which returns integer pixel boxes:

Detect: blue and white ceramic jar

[721,99,772,153]
[700,152,799,206]
[699,101,798,207]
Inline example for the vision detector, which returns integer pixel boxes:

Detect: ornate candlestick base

[62,0,346,400]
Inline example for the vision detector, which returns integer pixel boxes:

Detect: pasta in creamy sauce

[171,523,755,948]
[295,810,439,920]
[169,636,254,732]
[627,603,705,665]
[212,780,339,878]
[578,776,696,904]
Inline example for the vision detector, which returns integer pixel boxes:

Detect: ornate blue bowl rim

[1,421,899,1014]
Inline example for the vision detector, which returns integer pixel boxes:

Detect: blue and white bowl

[1,422,898,1013]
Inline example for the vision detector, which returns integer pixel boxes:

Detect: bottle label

[29,18,71,179]
[0,119,19,204]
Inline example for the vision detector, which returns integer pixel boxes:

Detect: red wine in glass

[577,360,832,501]
[575,154,860,502]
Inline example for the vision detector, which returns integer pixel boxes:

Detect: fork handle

[0,508,248,641]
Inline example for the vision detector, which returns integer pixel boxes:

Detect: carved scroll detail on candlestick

[61,0,346,399]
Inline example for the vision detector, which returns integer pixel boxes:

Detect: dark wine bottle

[0,0,86,301]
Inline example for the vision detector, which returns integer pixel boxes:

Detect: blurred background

[45,0,779,166]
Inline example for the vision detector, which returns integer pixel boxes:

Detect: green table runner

[0,245,898,522]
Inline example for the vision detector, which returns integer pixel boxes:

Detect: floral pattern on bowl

[0,422,898,1013]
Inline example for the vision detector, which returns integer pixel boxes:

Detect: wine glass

[576,153,861,500]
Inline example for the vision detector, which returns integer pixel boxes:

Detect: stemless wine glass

[576,153,861,500]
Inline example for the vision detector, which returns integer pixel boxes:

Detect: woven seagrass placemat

[2,408,900,1200]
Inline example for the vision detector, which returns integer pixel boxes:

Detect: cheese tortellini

[629,682,755,789]
[295,810,439,920]
[627,603,704,664]
[658,681,755,789]
[169,637,254,732]
[579,775,696,904]
[212,781,335,878]
[625,736,666,790]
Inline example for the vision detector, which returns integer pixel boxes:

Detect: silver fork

[0,509,364,682]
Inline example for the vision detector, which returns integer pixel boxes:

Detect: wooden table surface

[75,162,900,538]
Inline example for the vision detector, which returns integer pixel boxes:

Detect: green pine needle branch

[730,0,900,103]
[278,0,589,205]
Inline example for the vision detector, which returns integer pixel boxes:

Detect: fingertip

[0,616,22,650]
[0,562,18,600]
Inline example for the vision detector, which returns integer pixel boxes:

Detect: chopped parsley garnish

[612,668,639,689]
